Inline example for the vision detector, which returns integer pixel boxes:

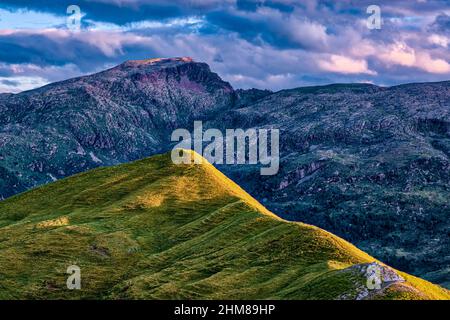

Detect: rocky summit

[0,58,448,288]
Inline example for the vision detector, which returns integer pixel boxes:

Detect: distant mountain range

[0,57,449,288]
[0,150,448,299]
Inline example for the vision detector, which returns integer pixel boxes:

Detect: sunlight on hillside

[0,150,448,300]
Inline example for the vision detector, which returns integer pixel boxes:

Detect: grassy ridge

[0,151,448,299]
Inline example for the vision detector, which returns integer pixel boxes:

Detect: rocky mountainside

[0,57,234,198]
[0,150,448,299]
[215,81,450,288]
[0,57,448,288]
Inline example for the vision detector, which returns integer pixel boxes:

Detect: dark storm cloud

[0,31,130,71]
[430,13,450,33]
[0,0,182,24]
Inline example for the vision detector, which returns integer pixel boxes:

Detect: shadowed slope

[0,151,448,299]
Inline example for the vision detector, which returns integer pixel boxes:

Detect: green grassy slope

[0,150,448,300]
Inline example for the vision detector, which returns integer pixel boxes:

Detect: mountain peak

[123,57,195,67]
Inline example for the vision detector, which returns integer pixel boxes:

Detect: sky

[0,0,449,93]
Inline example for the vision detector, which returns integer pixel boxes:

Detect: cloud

[429,13,450,33]
[415,52,450,73]
[318,55,376,75]
[379,42,417,67]
[0,0,449,93]
[0,29,157,71]
[0,76,48,93]
[205,7,330,50]
[428,34,449,47]
[0,0,234,25]
[0,79,20,86]
[378,41,450,73]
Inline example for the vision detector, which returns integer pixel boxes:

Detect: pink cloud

[318,55,376,75]
[378,42,450,73]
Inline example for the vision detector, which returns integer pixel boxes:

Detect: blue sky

[0,0,449,92]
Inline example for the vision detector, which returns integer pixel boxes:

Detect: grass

[0,150,448,300]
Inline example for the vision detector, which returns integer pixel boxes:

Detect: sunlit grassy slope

[0,151,448,300]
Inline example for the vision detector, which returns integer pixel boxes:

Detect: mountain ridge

[0,58,449,288]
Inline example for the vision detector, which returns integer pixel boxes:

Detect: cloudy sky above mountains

[0,0,449,93]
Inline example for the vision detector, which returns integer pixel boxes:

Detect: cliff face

[0,58,449,288]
